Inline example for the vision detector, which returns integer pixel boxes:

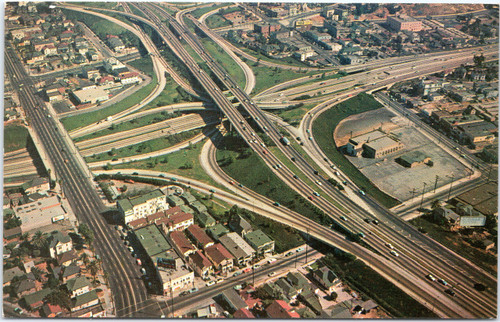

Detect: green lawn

[74,111,182,143]
[319,252,437,318]
[61,58,158,132]
[200,38,246,90]
[85,129,201,163]
[312,93,400,209]
[205,14,231,29]
[128,56,155,77]
[273,103,315,127]
[4,125,29,153]
[139,77,195,111]
[251,66,316,96]
[111,135,225,189]
[410,215,497,275]
[238,46,316,70]
[190,4,228,19]
[216,133,334,227]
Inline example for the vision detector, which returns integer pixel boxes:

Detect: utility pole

[447,173,455,201]
[169,279,174,318]
[410,188,416,202]
[252,265,255,286]
[305,227,309,264]
[433,175,439,193]
[420,182,427,211]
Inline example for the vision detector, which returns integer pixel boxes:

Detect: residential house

[312,266,340,294]
[219,232,256,266]
[52,264,81,283]
[167,195,185,207]
[186,224,214,249]
[71,290,99,312]
[205,243,234,275]
[265,300,300,318]
[299,287,322,314]
[71,304,106,318]
[233,308,255,318]
[57,249,78,267]
[170,231,196,257]
[244,230,274,255]
[66,276,91,298]
[3,267,24,287]
[195,211,216,228]
[275,278,299,302]
[207,224,229,241]
[228,215,253,236]
[180,192,197,204]
[191,201,207,214]
[22,288,52,310]
[157,212,194,233]
[21,177,49,195]
[48,231,73,258]
[286,272,312,293]
[107,36,125,52]
[41,304,63,318]
[188,250,213,279]
[221,288,248,313]
[120,72,141,85]
[15,278,38,297]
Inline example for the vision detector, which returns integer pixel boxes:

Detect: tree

[32,231,47,250]
[88,260,99,282]
[78,223,95,246]
[431,199,441,210]
[44,290,71,310]
[80,252,90,266]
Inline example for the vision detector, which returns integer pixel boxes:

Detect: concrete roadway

[5,43,154,317]
[147,8,496,317]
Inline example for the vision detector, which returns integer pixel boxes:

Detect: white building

[117,189,168,224]
[103,57,126,73]
[157,257,195,294]
[71,88,109,105]
[48,231,73,259]
[15,195,67,232]
[120,72,141,85]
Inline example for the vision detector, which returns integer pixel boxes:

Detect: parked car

[206,280,216,287]
[189,287,199,293]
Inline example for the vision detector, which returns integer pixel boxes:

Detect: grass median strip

[251,66,316,96]
[84,129,202,162]
[216,133,335,227]
[312,93,400,208]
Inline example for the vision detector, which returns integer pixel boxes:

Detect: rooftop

[244,229,273,248]
[349,130,386,146]
[72,290,98,308]
[170,231,195,254]
[205,243,234,265]
[398,150,429,164]
[364,135,401,151]
[135,225,172,258]
[219,232,255,259]
[187,224,214,247]
[117,189,165,212]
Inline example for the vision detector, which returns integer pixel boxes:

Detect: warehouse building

[396,150,432,168]
[71,88,109,105]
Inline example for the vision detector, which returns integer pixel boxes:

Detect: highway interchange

[7,2,497,318]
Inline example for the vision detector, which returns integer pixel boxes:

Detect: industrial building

[346,130,404,158]
[386,15,423,32]
[396,150,432,168]
[71,88,109,105]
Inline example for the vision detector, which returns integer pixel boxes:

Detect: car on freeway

[426,274,436,281]
[313,192,320,197]
[238,183,244,188]
[233,272,241,277]
[306,129,310,133]
[358,190,366,196]
[293,175,298,179]
[229,181,235,185]
[268,258,277,264]
[263,150,268,154]
[253,264,261,269]
[357,232,365,238]
[315,180,322,186]
[342,181,348,185]
[364,218,372,223]
[313,170,319,175]
[140,268,146,275]
[308,196,314,201]
[179,291,189,296]
[444,289,456,297]
[390,250,399,257]
[309,136,313,140]
[296,248,304,252]
[268,272,276,277]
[285,252,293,257]
[340,216,347,221]
[372,219,379,225]
[437,278,448,286]
[291,157,296,162]
[385,243,394,249]
[273,202,280,206]
[209,189,216,193]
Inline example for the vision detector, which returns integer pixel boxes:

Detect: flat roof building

[244,230,274,255]
[71,88,109,105]
[387,15,422,32]
[363,136,404,159]
[135,224,172,259]
[396,150,431,168]
[15,195,67,232]
[117,189,168,224]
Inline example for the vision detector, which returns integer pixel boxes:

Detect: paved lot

[341,113,469,202]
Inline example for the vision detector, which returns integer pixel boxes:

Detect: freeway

[5,42,155,317]
[124,3,497,317]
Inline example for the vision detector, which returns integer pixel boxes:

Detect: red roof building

[41,303,63,318]
[186,225,214,249]
[233,308,255,318]
[164,206,182,216]
[188,250,213,279]
[128,217,148,230]
[266,300,300,318]
[204,243,234,275]
[157,212,194,232]
[169,231,195,257]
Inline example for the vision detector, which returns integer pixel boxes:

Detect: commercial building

[157,257,194,294]
[221,288,248,313]
[396,150,431,168]
[15,195,68,232]
[134,225,172,260]
[363,136,404,158]
[117,189,168,224]
[103,57,127,74]
[219,232,255,266]
[244,230,274,255]
[71,88,109,105]
[457,122,497,144]
[386,15,422,32]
